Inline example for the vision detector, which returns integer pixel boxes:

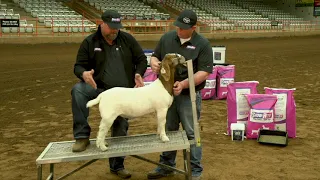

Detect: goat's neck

[159,69,176,96]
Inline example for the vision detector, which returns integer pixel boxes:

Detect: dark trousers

[71,81,128,171]
[156,92,203,177]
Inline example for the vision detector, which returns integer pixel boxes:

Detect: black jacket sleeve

[74,39,90,81]
[129,35,148,76]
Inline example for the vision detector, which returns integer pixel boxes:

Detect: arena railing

[0,18,319,37]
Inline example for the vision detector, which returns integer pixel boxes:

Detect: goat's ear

[160,61,170,81]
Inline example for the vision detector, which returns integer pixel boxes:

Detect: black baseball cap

[173,9,197,29]
[101,10,123,29]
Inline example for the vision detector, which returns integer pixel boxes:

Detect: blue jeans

[71,81,128,171]
[156,91,203,177]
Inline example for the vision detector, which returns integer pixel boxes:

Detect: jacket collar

[93,25,103,41]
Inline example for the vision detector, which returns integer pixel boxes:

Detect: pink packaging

[201,67,217,100]
[143,67,158,86]
[216,65,235,99]
[264,87,297,138]
[245,94,278,139]
[226,81,259,135]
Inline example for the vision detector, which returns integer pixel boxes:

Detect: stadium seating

[0,2,34,33]
[11,0,96,33]
[84,0,171,28]
[234,0,313,30]
[166,0,235,30]
[2,0,315,34]
[163,0,313,31]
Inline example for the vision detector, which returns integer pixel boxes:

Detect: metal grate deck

[36,131,190,165]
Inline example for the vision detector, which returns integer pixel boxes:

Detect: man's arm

[150,36,164,73]
[180,41,213,89]
[180,71,210,89]
[74,39,90,81]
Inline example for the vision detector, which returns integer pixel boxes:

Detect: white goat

[86,53,186,151]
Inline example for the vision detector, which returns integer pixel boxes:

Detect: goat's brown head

[159,53,186,95]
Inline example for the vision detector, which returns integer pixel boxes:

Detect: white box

[144,50,154,66]
[145,53,152,65]
[212,46,226,64]
[230,123,245,141]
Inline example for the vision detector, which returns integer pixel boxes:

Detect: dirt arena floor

[0,35,320,180]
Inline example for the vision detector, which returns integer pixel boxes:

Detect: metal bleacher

[164,0,232,31]
[2,0,316,35]
[84,0,171,28]
[184,0,278,31]
[86,0,170,20]
[163,0,314,31]
[12,0,96,33]
[0,2,34,33]
[234,0,313,30]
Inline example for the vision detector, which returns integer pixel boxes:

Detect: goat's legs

[156,108,170,142]
[96,114,116,151]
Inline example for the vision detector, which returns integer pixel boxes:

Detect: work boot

[147,169,175,179]
[111,169,132,179]
[72,138,90,152]
[192,176,202,180]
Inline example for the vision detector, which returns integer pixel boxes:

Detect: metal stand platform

[36,130,191,180]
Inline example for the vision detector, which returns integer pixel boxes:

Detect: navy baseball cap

[173,9,197,29]
[101,10,123,29]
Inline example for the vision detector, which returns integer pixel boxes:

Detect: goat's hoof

[160,135,170,142]
[96,140,108,151]
[100,145,108,151]
[97,143,108,151]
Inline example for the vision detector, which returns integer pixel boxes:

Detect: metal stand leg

[49,164,54,180]
[131,155,186,174]
[37,165,42,180]
[183,149,192,180]
[56,159,98,180]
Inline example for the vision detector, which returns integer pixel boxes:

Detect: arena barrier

[1,18,319,37]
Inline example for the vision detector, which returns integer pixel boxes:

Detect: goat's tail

[86,94,102,108]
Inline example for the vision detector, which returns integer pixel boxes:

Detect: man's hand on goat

[82,69,97,89]
[173,81,184,96]
[134,73,144,88]
[150,57,161,74]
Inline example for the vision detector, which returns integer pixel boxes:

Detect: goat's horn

[179,55,185,61]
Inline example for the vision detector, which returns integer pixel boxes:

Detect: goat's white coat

[86,79,173,151]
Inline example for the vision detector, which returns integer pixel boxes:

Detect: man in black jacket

[71,10,147,179]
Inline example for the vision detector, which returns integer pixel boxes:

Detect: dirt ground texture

[0,35,319,180]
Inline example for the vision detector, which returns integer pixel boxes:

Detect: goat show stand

[36,131,191,180]
[36,60,200,180]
